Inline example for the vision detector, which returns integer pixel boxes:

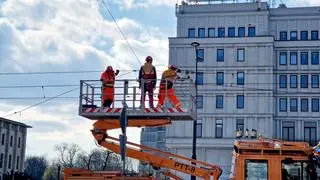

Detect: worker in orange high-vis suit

[157,65,181,108]
[100,66,119,107]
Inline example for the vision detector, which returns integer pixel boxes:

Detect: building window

[216,72,224,85]
[228,27,235,37]
[1,134,4,145]
[280,31,287,41]
[282,122,295,141]
[216,95,223,109]
[196,120,202,138]
[301,31,308,40]
[0,153,3,168]
[311,74,319,88]
[290,31,297,40]
[237,48,245,62]
[237,95,244,109]
[188,28,195,38]
[311,52,319,65]
[10,135,13,147]
[217,49,224,62]
[208,28,215,37]
[215,119,223,138]
[301,98,309,112]
[312,98,319,112]
[238,27,245,37]
[290,75,298,88]
[279,52,287,65]
[18,137,21,148]
[198,28,205,38]
[196,95,203,109]
[8,155,11,169]
[237,72,245,85]
[248,27,255,37]
[279,75,287,88]
[301,52,308,65]
[290,98,298,112]
[279,98,287,112]
[301,74,308,88]
[245,160,268,180]
[16,156,20,169]
[218,27,225,37]
[304,122,317,146]
[196,72,204,85]
[196,49,204,62]
[236,119,244,131]
[290,52,297,65]
[311,31,318,40]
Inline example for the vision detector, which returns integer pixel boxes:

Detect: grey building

[165,1,320,179]
[139,126,167,178]
[0,118,31,179]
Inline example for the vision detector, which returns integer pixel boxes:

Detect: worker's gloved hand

[115,70,120,74]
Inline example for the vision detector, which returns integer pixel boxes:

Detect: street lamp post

[190,41,200,180]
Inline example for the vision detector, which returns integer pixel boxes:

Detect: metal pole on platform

[120,101,128,180]
[190,41,200,180]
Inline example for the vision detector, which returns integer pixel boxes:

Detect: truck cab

[230,138,318,180]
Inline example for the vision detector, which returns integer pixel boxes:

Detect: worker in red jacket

[139,56,157,108]
[100,66,119,107]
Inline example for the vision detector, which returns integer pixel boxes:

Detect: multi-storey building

[139,126,166,177]
[0,118,31,179]
[166,1,320,179]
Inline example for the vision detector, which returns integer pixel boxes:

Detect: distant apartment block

[0,118,31,179]
[166,1,320,179]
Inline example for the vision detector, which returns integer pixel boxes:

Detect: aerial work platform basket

[79,79,196,120]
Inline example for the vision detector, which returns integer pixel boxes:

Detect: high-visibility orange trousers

[102,87,114,107]
[157,88,181,108]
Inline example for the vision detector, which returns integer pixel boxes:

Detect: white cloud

[0,0,170,72]
[111,0,175,9]
[281,0,320,7]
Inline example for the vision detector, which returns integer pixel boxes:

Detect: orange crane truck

[64,79,320,180]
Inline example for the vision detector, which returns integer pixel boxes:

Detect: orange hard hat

[145,56,153,62]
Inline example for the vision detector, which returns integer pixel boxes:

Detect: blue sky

[0,0,320,161]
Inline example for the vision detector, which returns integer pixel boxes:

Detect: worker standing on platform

[100,66,119,107]
[156,65,181,108]
[139,56,157,108]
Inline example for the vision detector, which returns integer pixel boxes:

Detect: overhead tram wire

[0,69,138,76]
[0,70,137,118]
[98,0,142,67]
[0,94,318,101]
[0,87,79,118]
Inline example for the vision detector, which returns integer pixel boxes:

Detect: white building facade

[166,1,320,179]
[0,118,31,179]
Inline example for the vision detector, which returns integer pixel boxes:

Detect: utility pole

[190,41,200,180]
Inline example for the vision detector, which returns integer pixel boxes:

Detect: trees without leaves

[24,156,48,180]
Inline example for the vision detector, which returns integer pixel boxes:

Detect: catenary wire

[1,68,319,76]
[98,0,142,66]
[0,70,137,118]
